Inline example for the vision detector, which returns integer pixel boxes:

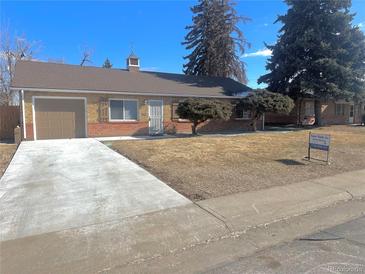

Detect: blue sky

[1,0,365,88]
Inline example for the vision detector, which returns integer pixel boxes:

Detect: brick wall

[88,122,149,137]
[22,91,257,140]
[321,101,349,124]
[265,105,298,125]
[25,124,34,140]
[265,99,356,126]
[166,119,256,134]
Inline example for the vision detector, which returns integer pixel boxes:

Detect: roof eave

[10,86,245,99]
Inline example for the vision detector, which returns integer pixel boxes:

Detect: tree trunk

[192,122,198,135]
[314,99,322,126]
[252,118,257,131]
[251,109,260,131]
[297,98,302,126]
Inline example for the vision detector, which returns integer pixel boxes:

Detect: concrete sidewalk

[1,169,365,273]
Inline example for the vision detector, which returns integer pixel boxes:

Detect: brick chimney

[126,53,140,72]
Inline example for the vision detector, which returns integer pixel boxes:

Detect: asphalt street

[206,216,365,274]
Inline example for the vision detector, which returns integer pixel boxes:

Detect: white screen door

[148,100,164,135]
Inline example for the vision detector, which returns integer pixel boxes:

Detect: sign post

[308,132,331,164]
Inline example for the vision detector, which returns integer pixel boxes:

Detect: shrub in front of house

[164,123,177,135]
[237,89,294,131]
[176,98,232,135]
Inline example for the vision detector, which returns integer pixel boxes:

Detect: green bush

[176,98,232,135]
[237,89,294,131]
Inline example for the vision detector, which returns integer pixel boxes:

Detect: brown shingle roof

[11,60,251,98]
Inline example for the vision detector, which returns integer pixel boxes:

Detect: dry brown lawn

[111,125,365,201]
[0,144,17,178]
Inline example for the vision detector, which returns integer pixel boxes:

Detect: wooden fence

[0,106,20,140]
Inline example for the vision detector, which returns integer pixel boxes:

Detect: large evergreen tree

[258,0,365,125]
[182,0,249,83]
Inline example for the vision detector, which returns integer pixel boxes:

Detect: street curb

[196,170,365,232]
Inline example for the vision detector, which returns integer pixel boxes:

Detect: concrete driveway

[0,138,190,241]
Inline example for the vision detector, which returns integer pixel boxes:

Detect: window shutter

[99,97,109,122]
[171,103,180,120]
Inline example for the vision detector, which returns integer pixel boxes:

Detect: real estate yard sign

[308,132,331,164]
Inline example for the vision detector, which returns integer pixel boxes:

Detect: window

[171,102,189,122]
[128,58,139,66]
[335,104,345,116]
[109,99,138,121]
[350,105,354,117]
[234,105,251,120]
[304,101,315,116]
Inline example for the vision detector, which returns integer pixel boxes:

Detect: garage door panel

[34,98,86,140]
[61,112,76,138]
[35,107,80,140]
[37,111,76,139]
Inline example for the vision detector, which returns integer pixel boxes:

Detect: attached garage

[33,97,87,140]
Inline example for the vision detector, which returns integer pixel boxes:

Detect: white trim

[148,99,164,135]
[32,96,88,140]
[21,90,26,139]
[11,87,243,99]
[32,97,36,140]
[108,98,139,122]
[234,118,251,121]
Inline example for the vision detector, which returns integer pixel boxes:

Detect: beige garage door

[34,98,86,140]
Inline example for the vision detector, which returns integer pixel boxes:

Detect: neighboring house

[266,98,364,126]
[11,55,255,140]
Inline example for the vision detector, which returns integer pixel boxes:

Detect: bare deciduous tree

[79,47,93,66]
[0,29,39,105]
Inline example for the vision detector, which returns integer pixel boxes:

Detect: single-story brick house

[266,98,364,126]
[11,55,256,140]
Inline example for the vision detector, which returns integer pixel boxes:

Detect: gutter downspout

[21,89,26,139]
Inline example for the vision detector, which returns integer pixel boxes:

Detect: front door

[148,100,163,135]
[349,105,354,124]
